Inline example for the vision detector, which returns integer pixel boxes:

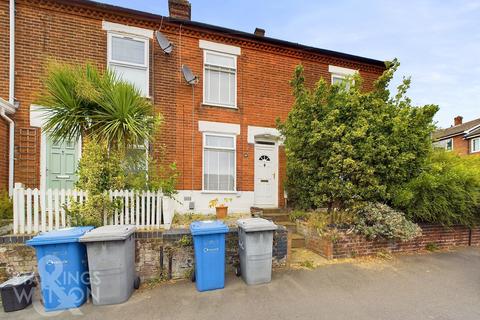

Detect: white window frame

[202,50,238,109]
[329,65,357,89]
[202,132,237,193]
[446,138,453,151]
[107,32,150,97]
[471,137,480,153]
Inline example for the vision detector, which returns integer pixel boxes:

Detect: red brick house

[433,116,480,156]
[0,0,386,213]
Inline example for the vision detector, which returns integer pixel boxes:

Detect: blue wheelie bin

[190,221,228,292]
[26,227,93,311]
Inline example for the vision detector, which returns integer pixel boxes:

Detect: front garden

[278,59,480,254]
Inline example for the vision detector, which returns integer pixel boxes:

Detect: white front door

[254,142,277,207]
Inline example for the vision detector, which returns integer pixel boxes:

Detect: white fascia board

[199,40,241,56]
[247,126,282,144]
[102,21,153,38]
[0,97,16,114]
[328,65,357,76]
[464,124,480,134]
[198,120,240,135]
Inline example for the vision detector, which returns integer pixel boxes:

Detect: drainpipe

[4,0,16,196]
[9,0,15,105]
[0,109,14,196]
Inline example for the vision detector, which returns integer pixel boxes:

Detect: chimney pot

[254,28,265,37]
[454,116,463,126]
[168,0,191,20]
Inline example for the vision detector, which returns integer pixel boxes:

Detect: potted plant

[209,198,232,219]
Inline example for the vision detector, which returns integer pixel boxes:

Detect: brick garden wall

[296,220,480,259]
[0,227,288,283]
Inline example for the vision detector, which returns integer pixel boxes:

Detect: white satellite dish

[155,30,173,54]
[182,65,198,85]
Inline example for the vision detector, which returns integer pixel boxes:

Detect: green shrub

[354,202,422,241]
[65,193,118,227]
[289,210,311,222]
[278,59,438,211]
[392,150,480,226]
[0,191,13,220]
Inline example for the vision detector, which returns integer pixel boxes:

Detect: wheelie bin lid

[190,220,229,236]
[236,218,277,232]
[26,226,94,246]
[79,225,137,242]
[0,273,35,289]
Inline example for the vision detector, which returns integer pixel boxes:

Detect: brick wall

[452,135,469,155]
[3,0,384,208]
[297,220,480,259]
[0,227,288,282]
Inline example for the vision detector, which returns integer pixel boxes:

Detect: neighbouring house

[433,116,480,155]
[0,0,386,213]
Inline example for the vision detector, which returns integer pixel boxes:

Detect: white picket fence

[12,185,175,234]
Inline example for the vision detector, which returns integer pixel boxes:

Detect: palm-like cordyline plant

[37,62,160,149]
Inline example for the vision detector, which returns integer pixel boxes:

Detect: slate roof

[433,118,480,140]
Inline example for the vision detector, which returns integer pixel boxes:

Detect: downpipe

[0,108,15,196]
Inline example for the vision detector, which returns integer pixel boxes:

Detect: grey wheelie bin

[236,218,277,285]
[79,225,140,305]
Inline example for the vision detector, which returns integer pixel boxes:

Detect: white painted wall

[174,190,254,214]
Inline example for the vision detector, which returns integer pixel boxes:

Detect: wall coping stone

[0,225,287,244]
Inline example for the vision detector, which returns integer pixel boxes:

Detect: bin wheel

[191,269,196,283]
[235,266,241,277]
[134,276,141,290]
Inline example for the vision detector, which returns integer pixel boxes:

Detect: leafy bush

[354,203,422,241]
[0,191,13,220]
[392,150,480,226]
[289,210,311,222]
[278,59,438,211]
[66,194,119,227]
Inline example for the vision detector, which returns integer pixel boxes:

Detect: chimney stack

[168,0,191,20]
[254,28,265,37]
[454,116,463,126]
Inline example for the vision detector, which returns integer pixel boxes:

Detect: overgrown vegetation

[0,191,13,220]
[278,59,480,238]
[354,203,422,241]
[392,150,480,226]
[278,59,437,212]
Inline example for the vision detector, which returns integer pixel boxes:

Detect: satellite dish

[155,30,173,54]
[182,65,198,85]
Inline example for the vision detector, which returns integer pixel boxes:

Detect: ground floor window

[203,133,236,191]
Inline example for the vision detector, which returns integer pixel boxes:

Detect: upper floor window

[107,33,149,96]
[203,51,237,108]
[329,65,356,90]
[199,40,241,109]
[471,138,480,153]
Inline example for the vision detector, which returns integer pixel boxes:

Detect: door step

[291,233,306,249]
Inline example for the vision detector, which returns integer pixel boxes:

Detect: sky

[99,0,480,128]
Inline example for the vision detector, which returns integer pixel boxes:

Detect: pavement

[2,247,480,320]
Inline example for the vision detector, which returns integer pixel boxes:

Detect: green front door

[46,137,79,189]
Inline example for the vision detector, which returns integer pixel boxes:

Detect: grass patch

[376,250,393,260]
[300,260,315,269]
[425,242,439,252]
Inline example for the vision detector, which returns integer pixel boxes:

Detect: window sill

[202,103,238,110]
[201,190,238,195]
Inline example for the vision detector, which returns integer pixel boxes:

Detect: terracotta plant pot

[215,206,228,219]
